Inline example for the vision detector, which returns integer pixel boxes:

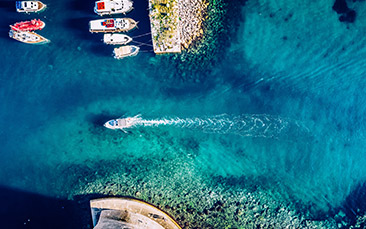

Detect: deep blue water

[1,0,366,227]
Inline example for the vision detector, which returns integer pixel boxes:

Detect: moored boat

[103,33,132,45]
[94,0,133,16]
[16,1,47,13]
[9,30,50,44]
[89,18,137,33]
[10,19,45,32]
[113,45,139,59]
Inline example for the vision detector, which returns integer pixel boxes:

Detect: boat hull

[10,19,45,32]
[9,30,49,44]
[89,18,138,33]
[16,1,47,13]
[104,118,135,130]
[94,0,133,16]
[113,45,139,59]
[103,34,132,45]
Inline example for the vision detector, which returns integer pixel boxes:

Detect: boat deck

[89,18,136,33]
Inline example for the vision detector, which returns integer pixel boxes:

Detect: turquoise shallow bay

[1,0,366,227]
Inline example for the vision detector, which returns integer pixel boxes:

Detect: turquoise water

[1,0,366,227]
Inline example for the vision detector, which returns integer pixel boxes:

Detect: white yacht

[113,45,139,59]
[103,33,132,45]
[94,0,133,16]
[16,1,47,13]
[89,18,138,33]
[9,30,49,44]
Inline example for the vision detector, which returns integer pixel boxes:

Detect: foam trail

[132,114,307,138]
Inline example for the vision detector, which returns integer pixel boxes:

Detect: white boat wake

[106,114,308,138]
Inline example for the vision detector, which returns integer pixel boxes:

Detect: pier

[90,197,181,229]
[148,0,207,54]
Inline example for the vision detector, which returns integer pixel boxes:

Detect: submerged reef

[332,0,356,23]
[70,163,339,228]
[63,148,340,228]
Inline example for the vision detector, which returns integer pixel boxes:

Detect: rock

[253,206,262,213]
[333,0,349,14]
[338,210,346,218]
[339,10,356,23]
[332,0,357,23]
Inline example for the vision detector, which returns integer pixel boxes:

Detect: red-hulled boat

[10,19,45,32]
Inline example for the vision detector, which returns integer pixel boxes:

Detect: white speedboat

[16,1,47,13]
[89,18,138,33]
[103,33,132,45]
[9,30,49,44]
[104,116,141,132]
[94,0,133,16]
[113,45,139,59]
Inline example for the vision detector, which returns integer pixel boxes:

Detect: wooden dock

[90,197,181,229]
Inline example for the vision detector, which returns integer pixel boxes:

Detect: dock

[148,0,181,54]
[90,197,182,229]
[148,0,207,54]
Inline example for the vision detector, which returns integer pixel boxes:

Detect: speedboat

[10,19,45,32]
[89,18,138,33]
[9,30,50,44]
[104,115,141,132]
[113,45,139,59]
[94,0,133,16]
[104,118,136,132]
[103,33,132,45]
[16,1,47,13]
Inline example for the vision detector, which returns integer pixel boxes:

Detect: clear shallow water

[1,0,366,227]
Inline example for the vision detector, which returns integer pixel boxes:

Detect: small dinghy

[9,30,49,44]
[113,45,139,59]
[10,19,45,32]
[103,33,132,45]
[16,1,47,13]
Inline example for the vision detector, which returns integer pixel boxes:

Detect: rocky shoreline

[65,151,341,228]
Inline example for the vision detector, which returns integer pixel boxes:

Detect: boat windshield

[109,120,116,126]
[16,1,22,9]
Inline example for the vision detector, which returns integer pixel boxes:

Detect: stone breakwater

[178,0,208,49]
[149,0,208,54]
[149,0,181,54]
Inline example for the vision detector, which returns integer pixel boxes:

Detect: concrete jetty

[148,0,208,54]
[90,197,181,229]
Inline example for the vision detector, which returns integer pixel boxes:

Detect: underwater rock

[339,10,356,23]
[332,0,357,23]
[332,0,349,14]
